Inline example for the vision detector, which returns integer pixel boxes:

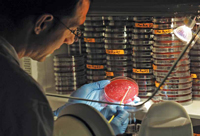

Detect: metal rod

[46,94,135,107]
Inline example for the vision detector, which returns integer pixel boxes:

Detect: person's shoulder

[0,54,47,103]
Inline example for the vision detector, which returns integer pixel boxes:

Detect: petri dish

[104,76,139,104]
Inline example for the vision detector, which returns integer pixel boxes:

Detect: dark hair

[0,0,88,22]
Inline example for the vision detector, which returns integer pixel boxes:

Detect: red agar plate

[104,76,139,104]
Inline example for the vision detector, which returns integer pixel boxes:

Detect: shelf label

[106,72,114,76]
[133,68,150,74]
[86,64,104,70]
[84,38,95,43]
[191,74,197,79]
[154,29,173,34]
[106,49,124,55]
[135,23,153,28]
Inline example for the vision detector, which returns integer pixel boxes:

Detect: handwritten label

[106,72,114,76]
[86,64,104,70]
[191,74,197,79]
[135,23,153,28]
[194,133,200,136]
[154,29,173,34]
[133,68,150,74]
[155,81,163,89]
[153,64,157,70]
[106,49,124,55]
[84,38,95,43]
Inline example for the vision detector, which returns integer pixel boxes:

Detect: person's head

[0,0,91,61]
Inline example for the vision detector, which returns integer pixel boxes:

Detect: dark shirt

[0,37,54,136]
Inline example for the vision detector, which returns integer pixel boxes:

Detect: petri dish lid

[104,76,139,104]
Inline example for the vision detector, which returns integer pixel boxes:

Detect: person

[0,0,129,135]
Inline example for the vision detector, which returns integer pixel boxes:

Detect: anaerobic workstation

[19,1,200,136]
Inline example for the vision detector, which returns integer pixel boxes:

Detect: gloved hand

[124,97,147,112]
[100,105,129,135]
[53,80,110,117]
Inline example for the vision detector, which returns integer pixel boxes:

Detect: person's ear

[34,14,54,35]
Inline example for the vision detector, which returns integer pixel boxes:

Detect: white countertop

[182,100,200,119]
[46,89,200,119]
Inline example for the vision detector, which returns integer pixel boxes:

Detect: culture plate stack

[83,16,107,83]
[152,16,192,105]
[131,16,155,101]
[105,16,132,79]
[53,54,86,94]
[190,40,200,100]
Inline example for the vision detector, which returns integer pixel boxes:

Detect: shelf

[46,90,200,119]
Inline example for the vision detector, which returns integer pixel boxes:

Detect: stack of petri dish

[105,16,132,79]
[83,16,107,83]
[131,16,155,101]
[152,16,192,105]
[190,40,200,100]
[53,54,86,94]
